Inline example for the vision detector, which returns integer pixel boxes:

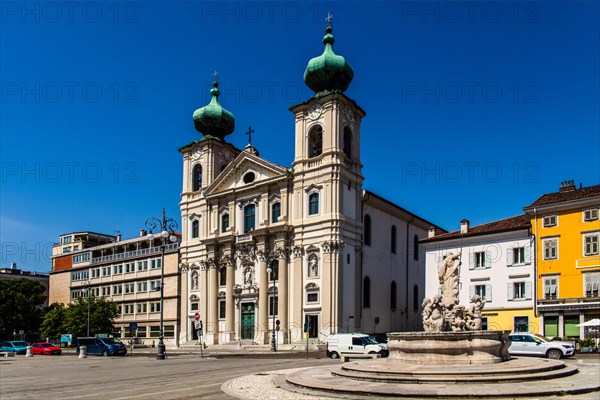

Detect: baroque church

[177,23,442,345]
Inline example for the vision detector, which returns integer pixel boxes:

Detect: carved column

[207,259,218,343]
[277,248,289,343]
[258,251,268,342]
[224,257,235,336]
[291,246,304,341]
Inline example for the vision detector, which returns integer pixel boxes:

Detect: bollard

[25,346,33,357]
[78,346,87,359]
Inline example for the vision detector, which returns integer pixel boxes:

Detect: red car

[31,342,62,355]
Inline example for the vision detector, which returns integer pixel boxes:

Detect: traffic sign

[129,322,138,331]
[194,312,200,320]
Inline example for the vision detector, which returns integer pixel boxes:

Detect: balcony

[91,243,179,264]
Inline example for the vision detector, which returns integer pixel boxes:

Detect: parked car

[326,333,389,359]
[1,341,29,354]
[76,337,127,356]
[31,342,62,355]
[508,332,575,359]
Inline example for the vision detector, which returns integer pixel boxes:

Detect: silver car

[508,332,575,359]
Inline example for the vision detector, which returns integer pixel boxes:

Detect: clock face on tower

[307,104,322,120]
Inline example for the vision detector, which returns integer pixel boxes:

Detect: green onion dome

[193,80,235,138]
[303,24,354,94]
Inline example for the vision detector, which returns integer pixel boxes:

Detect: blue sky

[1,1,599,273]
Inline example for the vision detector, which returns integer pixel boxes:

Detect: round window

[243,172,255,184]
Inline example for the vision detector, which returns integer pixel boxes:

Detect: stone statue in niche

[308,256,318,277]
[244,267,253,286]
[438,251,461,309]
[191,271,199,290]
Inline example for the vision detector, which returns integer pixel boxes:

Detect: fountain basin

[387,330,510,365]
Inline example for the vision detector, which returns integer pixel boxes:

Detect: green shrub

[579,338,596,348]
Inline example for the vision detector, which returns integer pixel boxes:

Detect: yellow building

[524,181,600,340]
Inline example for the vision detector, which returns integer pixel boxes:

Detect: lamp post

[80,280,91,337]
[145,208,178,361]
[266,260,277,352]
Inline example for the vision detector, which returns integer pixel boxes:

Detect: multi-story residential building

[49,230,181,347]
[524,180,600,339]
[422,215,539,332]
[177,23,442,346]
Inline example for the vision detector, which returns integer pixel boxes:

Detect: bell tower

[289,19,366,334]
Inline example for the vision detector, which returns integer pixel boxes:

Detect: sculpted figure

[421,297,433,332]
[466,294,486,330]
[438,251,462,308]
[450,305,466,332]
[429,294,445,332]
[244,268,253,285]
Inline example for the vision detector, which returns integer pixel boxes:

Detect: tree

[0,279,47,340]
[42,297,118,339]
[40,303,66,340]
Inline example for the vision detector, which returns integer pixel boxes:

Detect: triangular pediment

[204,151,289,196]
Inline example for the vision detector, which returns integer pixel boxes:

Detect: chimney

[139,229,147,237]
[559,180,576,192]
[116,234,122,242]
[428,226,436,238]
[10,262,17,270]
[460,219,469,234]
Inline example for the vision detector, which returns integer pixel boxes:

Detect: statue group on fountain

[422,250,486,332]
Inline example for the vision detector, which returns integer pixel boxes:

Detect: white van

[326,333,388,359]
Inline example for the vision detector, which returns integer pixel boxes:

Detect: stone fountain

[387,250,510,365]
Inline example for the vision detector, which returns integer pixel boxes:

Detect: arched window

[191,220,199,238]
[364,215,372,246]
[309,193,319,215]
[391,281,397,310]
[413,284,419,310]
[219,267,227,286]
[391,225,397,254]
[413,234,419,260]
[363,276,371,308]
[192,164,202,191]
[343,126,352,158]
[244,204,255,233]
[271,202,281,223]
[221,213,229,233]
[309,126,323,158]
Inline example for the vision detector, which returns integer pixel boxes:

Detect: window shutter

[485,251,492,268]
[507,248,514,266]
[507,283,514,301]
[468,252,474,270]
[525,282,532,299]
[469,285,475,298]
[485,284,492,302]
[524,245,531,264]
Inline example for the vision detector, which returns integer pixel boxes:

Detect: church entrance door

[241,303,255,340]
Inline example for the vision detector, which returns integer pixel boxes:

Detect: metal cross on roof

[213,68,219,82]
[325,11,333,25]
[246,126,255,144]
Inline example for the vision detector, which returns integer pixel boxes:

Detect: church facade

[177,24,442,345]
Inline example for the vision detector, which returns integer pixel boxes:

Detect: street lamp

[145,208,178,361]
[80,280,91,337]
[266,260,277,352]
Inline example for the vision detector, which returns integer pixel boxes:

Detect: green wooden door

[241,303,255,340]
